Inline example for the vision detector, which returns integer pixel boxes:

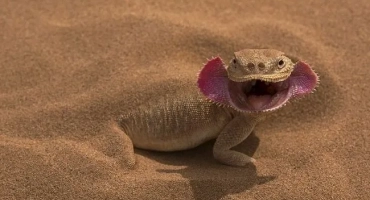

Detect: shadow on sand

[136,133,275,200]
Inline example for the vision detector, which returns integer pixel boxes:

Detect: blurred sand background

[0,0,369,199]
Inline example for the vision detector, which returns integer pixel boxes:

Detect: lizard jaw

[197,57,318,113]
[228,78,291,112]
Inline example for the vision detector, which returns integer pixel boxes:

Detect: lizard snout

[240,62,267,74]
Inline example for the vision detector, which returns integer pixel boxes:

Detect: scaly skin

[113,49,319,168]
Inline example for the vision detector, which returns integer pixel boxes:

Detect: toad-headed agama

[111,49,319,168]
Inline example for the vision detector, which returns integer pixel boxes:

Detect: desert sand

[1,0,369,199]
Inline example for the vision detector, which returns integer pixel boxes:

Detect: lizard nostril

[258,63,265,70]
[247,63,255,70]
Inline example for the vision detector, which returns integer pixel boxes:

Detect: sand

[1,0,369,199]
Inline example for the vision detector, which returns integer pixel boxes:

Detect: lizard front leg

[213,115,262,167]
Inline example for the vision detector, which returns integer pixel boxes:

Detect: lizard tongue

[246,95,272,110]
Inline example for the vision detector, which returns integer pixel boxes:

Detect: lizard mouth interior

[228,78,290,112]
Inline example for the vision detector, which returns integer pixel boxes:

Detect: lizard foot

[119,150,136,169]
[214,150,256,167]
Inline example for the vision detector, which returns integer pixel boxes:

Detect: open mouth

[197,57,318,113]
[228,79,291,112]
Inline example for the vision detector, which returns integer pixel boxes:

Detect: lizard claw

[214,150,256,167]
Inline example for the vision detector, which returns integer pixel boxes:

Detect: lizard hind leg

[105,120,136,169]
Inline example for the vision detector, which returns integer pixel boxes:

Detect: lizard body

[114,49,318,167]
[119,92,234,152]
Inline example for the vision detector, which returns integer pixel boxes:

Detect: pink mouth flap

[289,61,319,97]
[197,57,231,106]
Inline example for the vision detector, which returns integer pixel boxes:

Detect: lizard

[112,49,319,168]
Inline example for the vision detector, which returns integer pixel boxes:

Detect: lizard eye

[232,58,237,68]
[278,59,285,68]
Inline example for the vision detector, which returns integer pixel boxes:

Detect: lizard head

[228,49,296,83]
[197,49,319,113]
